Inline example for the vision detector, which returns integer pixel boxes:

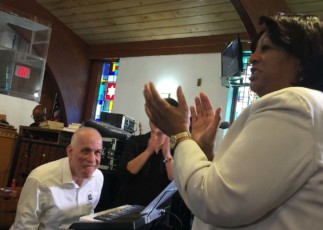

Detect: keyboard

[94,205,144,222]
[84,119,132,139]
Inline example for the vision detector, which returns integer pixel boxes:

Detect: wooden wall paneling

[231,0,291,39]
[83,61,104,120]
[0,1,90,124]
[89,33,250,59]
[40,67,66,124]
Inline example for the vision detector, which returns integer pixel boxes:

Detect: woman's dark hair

[251,14,323,92]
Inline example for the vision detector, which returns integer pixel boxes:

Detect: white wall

[113,53,229,146]
[0,94,37,129]
[0,53,230,146]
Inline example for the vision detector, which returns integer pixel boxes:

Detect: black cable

[161,210,183,230]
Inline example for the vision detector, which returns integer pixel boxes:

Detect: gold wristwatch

[170,131,192,149]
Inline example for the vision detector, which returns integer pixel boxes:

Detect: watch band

[170,131,191,149]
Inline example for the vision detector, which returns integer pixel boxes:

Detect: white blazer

[174,87,323,230]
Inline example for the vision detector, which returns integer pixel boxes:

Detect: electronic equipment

[99,137,126,171]
[221,36,244,88]
[83,119,132,139]
[69,181,177,230]
[221,37,243,78]
[100,112,135,134]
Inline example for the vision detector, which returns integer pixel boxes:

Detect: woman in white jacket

[144,14,323,230]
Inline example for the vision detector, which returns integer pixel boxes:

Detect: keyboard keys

[94,205,144,222]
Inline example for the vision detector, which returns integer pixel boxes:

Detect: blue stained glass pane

[102,63,110,76]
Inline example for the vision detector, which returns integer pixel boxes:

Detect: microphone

[219,121,230,129]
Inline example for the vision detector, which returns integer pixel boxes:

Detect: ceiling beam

[89,32,250,59]
[231,0,291,39]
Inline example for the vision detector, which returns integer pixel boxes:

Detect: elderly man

[12,127,104,230]
[30,104,47,127]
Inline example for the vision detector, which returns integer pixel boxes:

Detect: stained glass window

[95,60,119,120]
[232,51,258,120]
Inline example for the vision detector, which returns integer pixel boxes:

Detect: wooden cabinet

[8,126,73,187]
[0,187,22,228]
[0,125,18,187]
